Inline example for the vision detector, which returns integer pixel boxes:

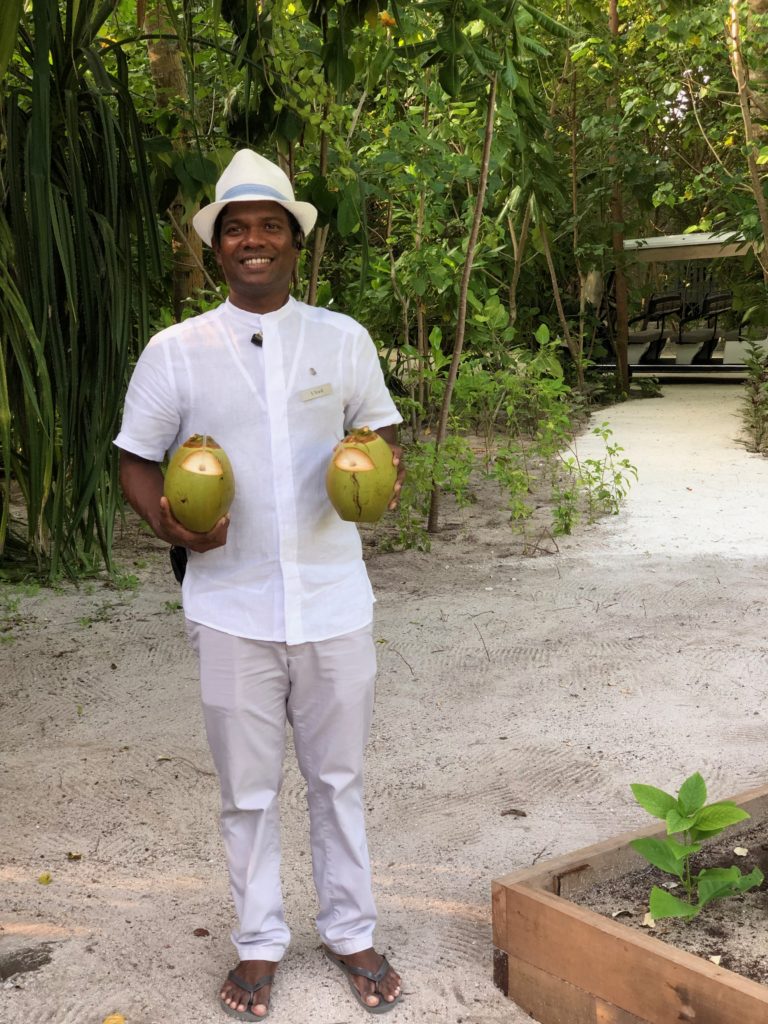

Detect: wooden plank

[491,878,506,949]
[501,885,768,1024]
[505,951,599,1024]
[494,783,768,899]
[505,952,650,1024]
[492,947,508,996]
[595,1000,648,1024]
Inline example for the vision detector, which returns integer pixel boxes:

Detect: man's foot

[323,945,402,1012]
[219,960,277,1020]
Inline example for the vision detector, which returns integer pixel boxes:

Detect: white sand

[2,383,768,1024]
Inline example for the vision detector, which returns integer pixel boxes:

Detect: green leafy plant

[740,340,768,454]
[382,435,476,552]
[630,772,764,921]
[554,424,637,533]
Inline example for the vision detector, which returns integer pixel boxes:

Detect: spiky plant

[1,0,162,577]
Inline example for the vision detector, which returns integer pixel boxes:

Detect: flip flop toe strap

[335,956,392,986]
[227,971,274,993]
[226,971,274,1010]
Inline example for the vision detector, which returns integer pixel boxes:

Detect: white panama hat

[192,149,318,246]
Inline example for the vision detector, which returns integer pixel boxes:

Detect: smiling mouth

[241,256,273,267]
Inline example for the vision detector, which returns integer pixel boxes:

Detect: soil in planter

[569,819,768,985]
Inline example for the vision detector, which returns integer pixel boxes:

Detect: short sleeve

[344,329,402,433]
[113,339,181,461]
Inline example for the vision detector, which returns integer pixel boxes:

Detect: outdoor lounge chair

[627,291,682,364]
[673,290,733,364]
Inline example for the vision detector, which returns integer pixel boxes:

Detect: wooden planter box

[492,782,768,1024]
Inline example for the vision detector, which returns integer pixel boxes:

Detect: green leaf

[365,42,396,92]
[649,886,699,920]
[322,27,356,98]
[664,836,700,860]
[630,783,676,820]
[276,106,304,144]
[305,175,338,218]
[0,0,23,83]
[694,803,750,834]
[337,190,361,236]
[666,808,698,835]
[437,22,465,56]
[696,867,740,907]
[439,55,462,97]
[677,772,707,815]
[735,866,764,892]
[630,838,685,878]
[502,55,519,91]
[518,1,574,40]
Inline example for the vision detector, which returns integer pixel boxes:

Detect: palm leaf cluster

[1,0,161,578]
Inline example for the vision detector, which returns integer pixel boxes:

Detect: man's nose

[242,225,268,246]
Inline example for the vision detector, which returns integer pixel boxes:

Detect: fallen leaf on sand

[642,912,655,929]
[611,909,632,919]
[733,847,749,857]
[709,955,722,966]
[66,852,82,861]
[193,927,210,937]
[37,872,52,885]
[500,808,527,818]
[102,1015,126,1024]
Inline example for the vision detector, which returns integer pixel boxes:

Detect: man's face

[213,200,299,314]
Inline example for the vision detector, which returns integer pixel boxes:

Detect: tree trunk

[608,0,630,393]
[507,200,532,326]
[728,1,768,283]
[143,1,204,318]
[749,0,768,128]
[537,211,585,392]
[427,74,497,534]
[306,127,330,305]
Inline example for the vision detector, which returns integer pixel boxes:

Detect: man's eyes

[225,222,284,234]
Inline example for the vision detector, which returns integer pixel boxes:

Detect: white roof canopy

[623,232,752,262]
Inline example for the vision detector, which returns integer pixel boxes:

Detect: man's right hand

[157,496,230,552]
[118,450,230,553]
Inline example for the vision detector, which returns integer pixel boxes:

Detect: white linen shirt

[114,297,402,644]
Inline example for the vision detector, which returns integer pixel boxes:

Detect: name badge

[300,383,333,402]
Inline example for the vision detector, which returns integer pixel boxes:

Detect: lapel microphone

[251,332,263,347]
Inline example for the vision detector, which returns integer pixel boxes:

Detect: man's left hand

[387,443,405,511]
[376,425,405,511]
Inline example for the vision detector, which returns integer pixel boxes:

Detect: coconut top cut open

[178,435,225,476]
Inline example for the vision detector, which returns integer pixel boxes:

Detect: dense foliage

[1,0,767,576]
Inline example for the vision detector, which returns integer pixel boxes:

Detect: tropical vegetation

[1,0,767,577]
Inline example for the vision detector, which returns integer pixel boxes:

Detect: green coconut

[326,427,397,523]
[164,434,235,533]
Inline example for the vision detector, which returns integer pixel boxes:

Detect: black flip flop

[219,969,274,1021]
[323,946,401,1014]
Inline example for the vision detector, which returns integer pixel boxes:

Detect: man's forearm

[118,450,166,537]
[377,424,399,446]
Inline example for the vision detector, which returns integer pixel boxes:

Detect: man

[115,150,404,1019]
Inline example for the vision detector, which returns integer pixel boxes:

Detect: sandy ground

[3,382,768,1024]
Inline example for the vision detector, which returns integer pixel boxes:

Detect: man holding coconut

[115,150,405,1018]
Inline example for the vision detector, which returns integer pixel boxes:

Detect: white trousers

[186,620,379,961]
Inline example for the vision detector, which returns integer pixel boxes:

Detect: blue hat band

[220,183,291,203]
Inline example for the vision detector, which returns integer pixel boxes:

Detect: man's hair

[212,204,305,251]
